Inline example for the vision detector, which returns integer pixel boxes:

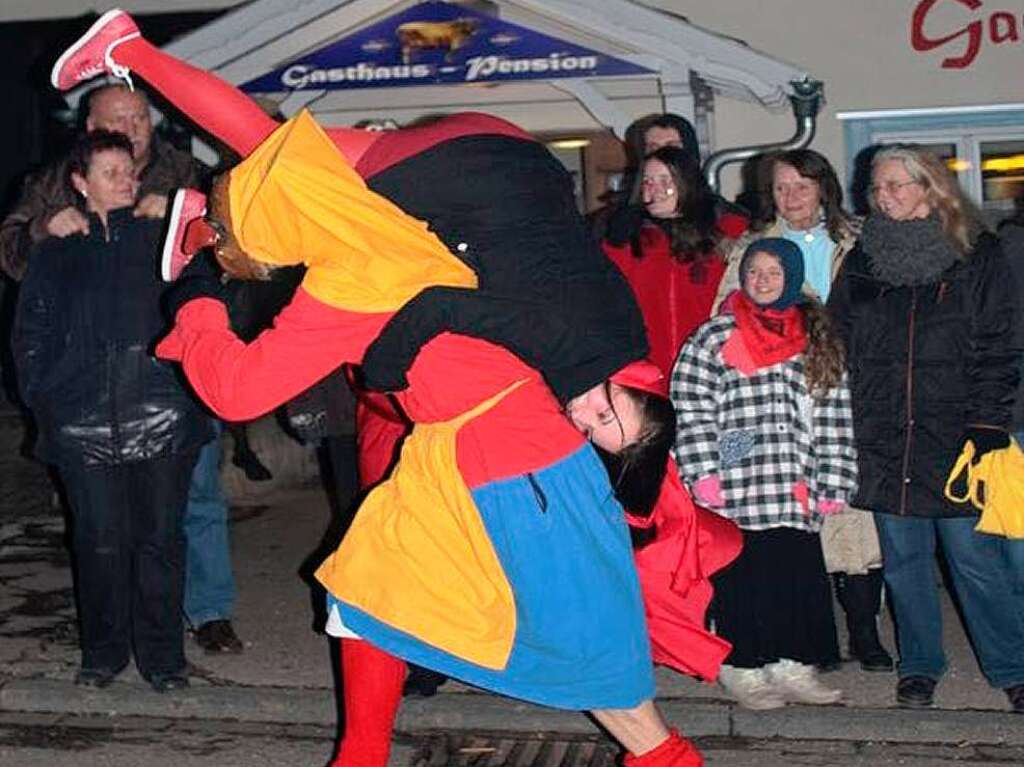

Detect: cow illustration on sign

[396,18,479,64]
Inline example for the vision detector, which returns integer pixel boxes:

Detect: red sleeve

[355,112,534,178]
[716,211,749,240]
[155,288,390,422]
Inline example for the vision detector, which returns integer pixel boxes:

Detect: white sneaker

[765,659,842,704]
[718,665,786,710]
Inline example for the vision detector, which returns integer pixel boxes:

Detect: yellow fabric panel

[316,383,525,669]
[226,110,476,312]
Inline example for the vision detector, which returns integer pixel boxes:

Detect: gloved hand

[816,499,846,515]
[961,426,1010,464]
[692,475,724,508]
[162,250,225,321]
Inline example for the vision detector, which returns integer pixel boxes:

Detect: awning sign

[240,1,654,92]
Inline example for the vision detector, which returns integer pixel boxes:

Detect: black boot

[402,663,447,698]
[836,571,894,672]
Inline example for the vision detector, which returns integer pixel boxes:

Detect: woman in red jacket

[604,146,748,377]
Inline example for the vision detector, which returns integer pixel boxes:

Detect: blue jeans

[183,427,236,627]
[875,513,1024,689]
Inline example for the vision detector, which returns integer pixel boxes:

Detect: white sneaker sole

[161,189,188,282]
[50,8,126,90]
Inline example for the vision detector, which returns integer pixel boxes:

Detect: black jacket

[360,134,648,403]
[14,208,213,467]
[828,232,1018,518]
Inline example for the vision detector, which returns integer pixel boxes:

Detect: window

[839,105,1024,227]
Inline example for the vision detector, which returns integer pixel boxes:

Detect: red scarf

[729,290,807,370]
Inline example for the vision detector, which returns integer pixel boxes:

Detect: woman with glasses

[714,149,892,676]
[603,146,748,378]
[829,144,1024,713]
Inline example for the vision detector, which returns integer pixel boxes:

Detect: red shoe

[161,189,209,282]
[50,9,140,91]
[624,731,704,767]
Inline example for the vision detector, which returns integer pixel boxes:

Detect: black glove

[162,250,225,321]
[961,426,1010,463]
[604,204,647,247]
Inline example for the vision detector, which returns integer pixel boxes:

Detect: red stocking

[624,730,704,767]
[109,36,377,164]
[329,638,406,767]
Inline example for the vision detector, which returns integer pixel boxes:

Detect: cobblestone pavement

[0,411,78,683]
[0,513,79,685]
[0,414,53,524]
[1,711,1023,767]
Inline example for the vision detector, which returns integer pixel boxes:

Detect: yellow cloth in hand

[944,437,1024,538]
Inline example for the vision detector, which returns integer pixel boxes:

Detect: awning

[161,0,813,138]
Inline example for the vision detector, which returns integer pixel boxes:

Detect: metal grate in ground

[407,732,619,767]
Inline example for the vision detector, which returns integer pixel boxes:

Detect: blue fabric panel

[337,444,654,710]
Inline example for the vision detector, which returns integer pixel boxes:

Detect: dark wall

[0,10,226,407]
[0,10,225,213]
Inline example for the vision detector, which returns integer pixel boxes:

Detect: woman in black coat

[829,144,1024,713]
[14,130,213,692]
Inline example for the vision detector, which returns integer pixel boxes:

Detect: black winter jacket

[14,208,213,467]
[828,232,1018,518]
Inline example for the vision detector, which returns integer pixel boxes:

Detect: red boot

[329,639,407,767]
[624,730,704,767]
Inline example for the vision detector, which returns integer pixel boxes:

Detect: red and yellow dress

[156,111,654,710]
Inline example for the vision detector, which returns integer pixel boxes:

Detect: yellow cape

[225,110,476,312]
[317,383,524,669]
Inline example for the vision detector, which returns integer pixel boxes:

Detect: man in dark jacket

[0,83,243,654]
[0,85,198,280]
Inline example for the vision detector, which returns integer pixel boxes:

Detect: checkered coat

[670,314,858,532]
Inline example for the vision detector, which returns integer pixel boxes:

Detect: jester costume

[54,13,724,763]
[153,108,655,708]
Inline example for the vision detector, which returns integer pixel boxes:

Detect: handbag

[944,437,1024,538]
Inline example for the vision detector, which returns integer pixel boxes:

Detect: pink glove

[792,481,810,514]
[816,499,846,515]
[693,475,725,508]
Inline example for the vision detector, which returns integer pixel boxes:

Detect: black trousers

[711,526,840,668]
[60,452,198,678]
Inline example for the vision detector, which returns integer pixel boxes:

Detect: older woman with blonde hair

[829,144,1024,713]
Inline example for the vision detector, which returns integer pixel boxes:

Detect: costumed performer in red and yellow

[50,9,717,767]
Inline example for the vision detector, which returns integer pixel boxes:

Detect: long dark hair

[757,149,853,244]
[628,146,720,263]
[801,298,846,398]
[594,386,676,549]
[623,112,700,168]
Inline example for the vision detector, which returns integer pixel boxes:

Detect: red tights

[111,37,376,164]
[329,638,406,767]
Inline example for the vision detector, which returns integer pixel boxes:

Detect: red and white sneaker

[50,8,140,91]
[161,188,209,282]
